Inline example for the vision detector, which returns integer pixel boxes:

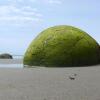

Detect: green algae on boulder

[23,25,100,67]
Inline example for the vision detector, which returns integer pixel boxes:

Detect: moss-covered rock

[23,25,100,67]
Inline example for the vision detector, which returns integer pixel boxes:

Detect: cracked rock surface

[23,25,100,67]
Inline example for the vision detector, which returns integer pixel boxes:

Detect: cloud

[7,0,63,5]
[33,0,63,4]
[0,5,43,25]
[46,0,62,4]
[0,0,63,25]
[0,16,40,22]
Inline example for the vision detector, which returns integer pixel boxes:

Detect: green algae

[23,25,100,67]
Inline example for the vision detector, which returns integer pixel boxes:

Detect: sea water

[0,55,23,68]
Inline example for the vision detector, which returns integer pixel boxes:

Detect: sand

[0,65,100,100]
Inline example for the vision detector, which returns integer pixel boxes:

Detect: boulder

[0,53,13,59]
[23,25,100,67]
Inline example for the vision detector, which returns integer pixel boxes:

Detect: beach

[0,60,100,100]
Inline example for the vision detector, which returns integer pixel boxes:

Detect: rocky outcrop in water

[0,53,13,59]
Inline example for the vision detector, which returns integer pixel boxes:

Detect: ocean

[0,55,23,68]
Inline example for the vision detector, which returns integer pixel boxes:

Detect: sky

[0,0,100,55]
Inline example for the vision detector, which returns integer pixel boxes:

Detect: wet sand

[0,64,100,100]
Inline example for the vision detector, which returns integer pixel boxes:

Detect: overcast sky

[0,0,100,55]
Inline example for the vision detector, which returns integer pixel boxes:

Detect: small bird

[69,76,75,80]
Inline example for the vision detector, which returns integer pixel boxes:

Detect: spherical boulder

[23,25,100,67]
